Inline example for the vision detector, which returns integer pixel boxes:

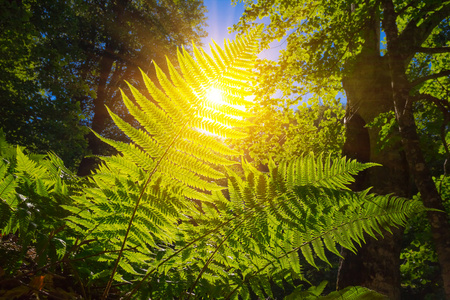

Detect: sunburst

[205,87,226,106]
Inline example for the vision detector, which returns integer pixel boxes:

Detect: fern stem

[67,260,88,300]
[124,200,269,298]
[224,210,397,300]
[123,214,240,299]
[186,217,246,300]
[102,123,188,300]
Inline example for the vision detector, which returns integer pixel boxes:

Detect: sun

[205,87,225,106]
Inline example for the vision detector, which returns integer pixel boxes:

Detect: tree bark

[77,0,129,176]
[337,9,410,299]
[77,50,115,176]
[382,0,450,297]
[338,52,410,300]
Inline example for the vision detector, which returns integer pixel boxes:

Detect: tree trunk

[336,9,410,297]
[382,1,450,296]
[77,0,130,176]
[77,51,115,176]
[337,51,410,299]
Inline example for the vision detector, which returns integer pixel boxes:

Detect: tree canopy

[233,0,450,297]
[0,30,424,299]
[0,0,449,298]
[0,0,207,171]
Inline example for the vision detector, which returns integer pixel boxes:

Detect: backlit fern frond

[62,27,264,296]
[58,26,422,299]
[135,155,423,299]
[93,26,262,202]
[276,153,379,191]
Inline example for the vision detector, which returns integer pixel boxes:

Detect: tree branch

[396,0,423,16]
[397,3,450,62]
[412,93,450,111]
[416,46,450,54]
[412,93,450,177]
[409,70,450,88]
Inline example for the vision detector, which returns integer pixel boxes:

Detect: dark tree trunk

[338,53,410,300]
[382,0,450,296]
[77,51,115,176]
[77,0,130,176]
[337,10,410,299]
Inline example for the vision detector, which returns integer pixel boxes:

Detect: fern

[129,156,422,299]
[286,283,387,299]
[92,28,261,200]
[61,26,264,298]
[0,140,76,273]
[320,286,388,299]
[59,28,425,299]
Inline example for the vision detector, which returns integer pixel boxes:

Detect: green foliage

[136,155,421,299]
[229,0,347,167]
[0,0,207,170]
[0,133,77,275]
[414,100,450,175]
[285,282,388,299]
[232,0,356,104]
[233,0,449,175]
[0,0,89,169]
[232,98,345,166]
[320,286,388,299]
[400,175,450,299]
[366,111,400,153]
[59,31,422,298]
[0,27,426,299]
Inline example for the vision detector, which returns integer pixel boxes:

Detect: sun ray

[205,87,226,106]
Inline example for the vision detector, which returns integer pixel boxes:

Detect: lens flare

[205,87,225,106]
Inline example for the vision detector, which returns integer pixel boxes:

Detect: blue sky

[201,0,282,61]
[201,0,245,44]
[199,1,341,106]
[200,1,303,105]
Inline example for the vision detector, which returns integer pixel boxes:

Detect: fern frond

[98,156,144,180]
[138,155,423,299]
[107,108,163,158]
[278,153,379,190]
[320,286,388,299]
[58,24,417,299]
[92,131,155,170]
[15,147,47,180]
[70,31,265,297]
[93,25,263,202]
